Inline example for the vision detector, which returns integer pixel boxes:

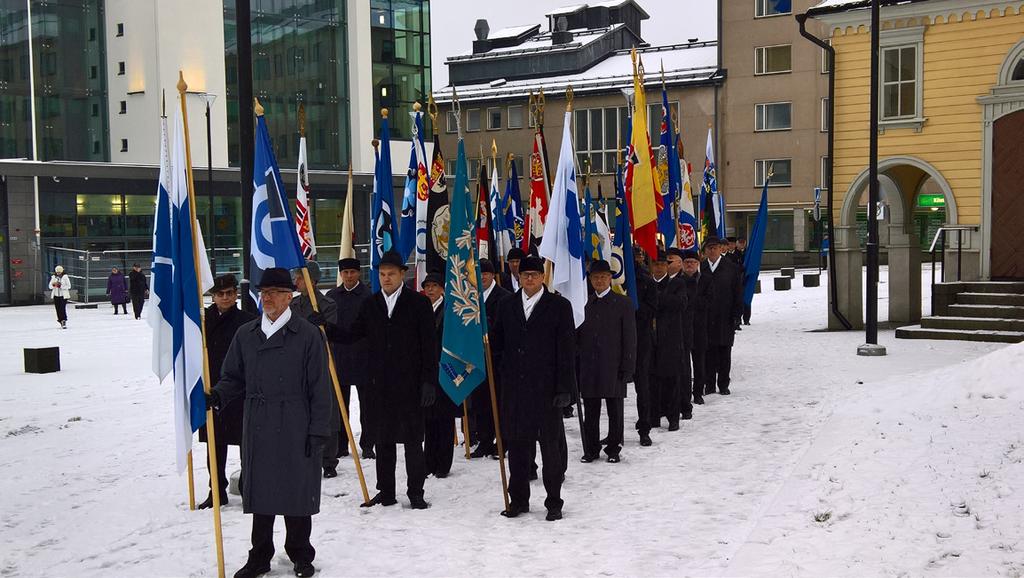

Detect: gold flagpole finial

[566,85,574,112]
[176,71,187,94]
[491,139,497,160]
[161,89,166,117]
[427,94,439,135]
[381,108,389,119]
[254,97,265,117]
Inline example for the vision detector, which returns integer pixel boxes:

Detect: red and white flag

[523,129,550,252]
[295,136,316,258]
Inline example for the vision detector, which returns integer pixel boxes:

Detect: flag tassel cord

[177,71,226,578]
[299,266,372,506]
[482,334,510,511]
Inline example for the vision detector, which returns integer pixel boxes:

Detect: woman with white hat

[49,265,72,329]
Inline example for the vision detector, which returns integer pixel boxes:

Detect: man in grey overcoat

[210,267,332,578]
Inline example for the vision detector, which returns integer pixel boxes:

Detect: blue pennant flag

[583,184,598,262]
[503,159,525,250]
[743,176,770,306]
[612,162,639,309]
[370,114,398,292]
[439,138,487,406]
[250,113,305,304]
[397,112,425,262]
[657,87,682,248]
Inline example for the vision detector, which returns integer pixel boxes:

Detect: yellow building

[807,0,1024,329]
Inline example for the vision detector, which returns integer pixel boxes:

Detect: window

[116,23,124,37]
[467,109,481,132]
[507,105,524,129]
[446,110,458,133]
[119,100,126,114]
[882,45,917,119]
[91,103,99,117]
[821,40,832,74]
[754,102,791,131]
[487,108,501,130]
[120,139,128,152]
[1013,59,1024,81]
[755,45,791,75]
[647,101,679,147]
[445,159,456,177]
[468,158,482,177]
[93,141,101,155]
[574,106,635,174]
[485,157,503,179]
[755,0,791,17]
[509,154,525,177]
[755,159,792,187]
[820,156,830,189]
[117,61,125,75]
[821,97,830,132]
[89,27,96,42]
[90,65,97,80]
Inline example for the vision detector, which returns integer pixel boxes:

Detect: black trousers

[689,346,706,398]
[582,397,623,458]
[375,440,426,500]
[705,345,734,391]
[743,304,752,324]
[679,351,693,417]
[248,514,314,566]
[112,302,127,314]
[53,296,68,323]
[324,384,348,470]
[633,345,653,434]
[424,416,454,477]
[205,439,229,497]
[471,384,497,453]
[653,375,680,426]
[507,408,566,511]
[130,294,145,319]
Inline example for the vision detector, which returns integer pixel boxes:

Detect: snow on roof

[449,24,624,60]
[807,0,931,15]
[488,24,540,40]
[437,42,720,103]
[546,4,587,16]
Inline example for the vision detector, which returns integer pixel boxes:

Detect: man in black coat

[500,247,525,292]
[470,258,511,458]
[651,249,689,430]
[680,251,711,406]
[289,262,341,478]
[492,256,575,521]
[127,263,148,320]
[631,248,659,446]
[338,251,437,509]
[324,258,375,461]
[199,273,257,510]
[577,260,636,463]
[210,268,332,578]
[701,238,744,395]
[422,271,458,478]
[736,237,752,325]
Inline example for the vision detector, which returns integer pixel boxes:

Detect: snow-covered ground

[1,267,1021,577]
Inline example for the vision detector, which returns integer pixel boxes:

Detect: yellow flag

[629,50,659,257]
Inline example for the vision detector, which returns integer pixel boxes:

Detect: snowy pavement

[1,268,1021,577]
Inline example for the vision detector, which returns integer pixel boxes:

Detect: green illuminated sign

[917,194,945,208]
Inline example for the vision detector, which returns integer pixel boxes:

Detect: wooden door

[992,110,1024,279]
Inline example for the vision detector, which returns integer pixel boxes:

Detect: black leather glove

[552,393,572,408]
[205,391,220,411]
[308,312,327,327]
[305,434,329,458]
[421,382,436,407]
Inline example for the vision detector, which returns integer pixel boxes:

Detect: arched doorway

[991,109,1024,279]
[831,157,958,329]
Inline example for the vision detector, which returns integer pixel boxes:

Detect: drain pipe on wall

[796,12,853,330]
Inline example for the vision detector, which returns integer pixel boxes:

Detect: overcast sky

[429,0,719,88]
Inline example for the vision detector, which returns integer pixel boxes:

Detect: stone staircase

[896,281,1024,343]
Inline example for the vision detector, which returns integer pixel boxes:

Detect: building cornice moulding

[813,1,1024,36]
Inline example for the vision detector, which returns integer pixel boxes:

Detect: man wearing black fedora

[470,258,511,458]
[210,267,333,578]
[577,259,636,463]
[421,271,458,478]
[325,257,375,461]
[336,250,437,509]
[500,247,526,292]
[700,237,744,396]
[491,255,575,521]
[198,273,256,510]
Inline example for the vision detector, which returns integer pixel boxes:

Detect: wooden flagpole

[177,71,225,578]
[483,335,510,511]
[461,402,471,459]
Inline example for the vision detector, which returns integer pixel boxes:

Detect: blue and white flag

[149,115,174,381]
[612,162,639,309]
[169,105,214,473]
[250,114,305,303]
[538,111,588,328]
[370,114,398,292]
[490,160,513,262]
[503,159,525,249]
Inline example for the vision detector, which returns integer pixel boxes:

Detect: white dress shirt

[482,279,496,302]
[595,287,611,299]
[511,274,520,292]
[261,306,292,340]
[708,256,723,273]
[653,274,667,283]
[432,296,444,313]
[344,281,361,292]
[383,283,403,318]
[522,287,544,321]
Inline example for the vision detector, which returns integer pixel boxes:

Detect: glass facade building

[0,0,108,161]
[371,0,430,139]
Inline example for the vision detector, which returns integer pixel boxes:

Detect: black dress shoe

[719,387,731,395]
[361,446,376,459]
[470,445,495,459]
[667,422,680,432]
[682,412,693,421]
[705,386,717,395]
[545,508,563,521]
[434,471,449,479]
[599,436,608,445]
[606,455,620,463]
[409,496,430,510]
[693,395,705,405]
[361,492,398,507]
[529,469,539,481]
[501,503,530,518]
[639,433,653,447]
[197,492,228,509]
[580,454,598,463]
[233,562,271,578]
[322,467,337,479]
[293,561,316,577]
[337,447,350,458]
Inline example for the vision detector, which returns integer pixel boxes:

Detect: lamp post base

[857,343,888,357]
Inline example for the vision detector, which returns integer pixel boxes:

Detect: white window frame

[821,39,832,74]
[754,101,792,132]
[755,0,791,18]
[445,110,458,134]
[486,107,502,131]
[820,97,829,133]
[507,105,524,129]
[466,109,481,132]
[820,156,830,189]
[878,26,925,132]
[754,44,792,76]
[755,158,792,187]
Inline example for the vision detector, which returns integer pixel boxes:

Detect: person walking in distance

[106,267,129,315]
[577,259,636,464]
[198,274,256,509]
[49,265,71,329]
[209,267,332,578]
[128,263,149,320]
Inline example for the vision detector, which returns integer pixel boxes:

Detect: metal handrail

[928,225,975,253]
[930,225,979,313]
